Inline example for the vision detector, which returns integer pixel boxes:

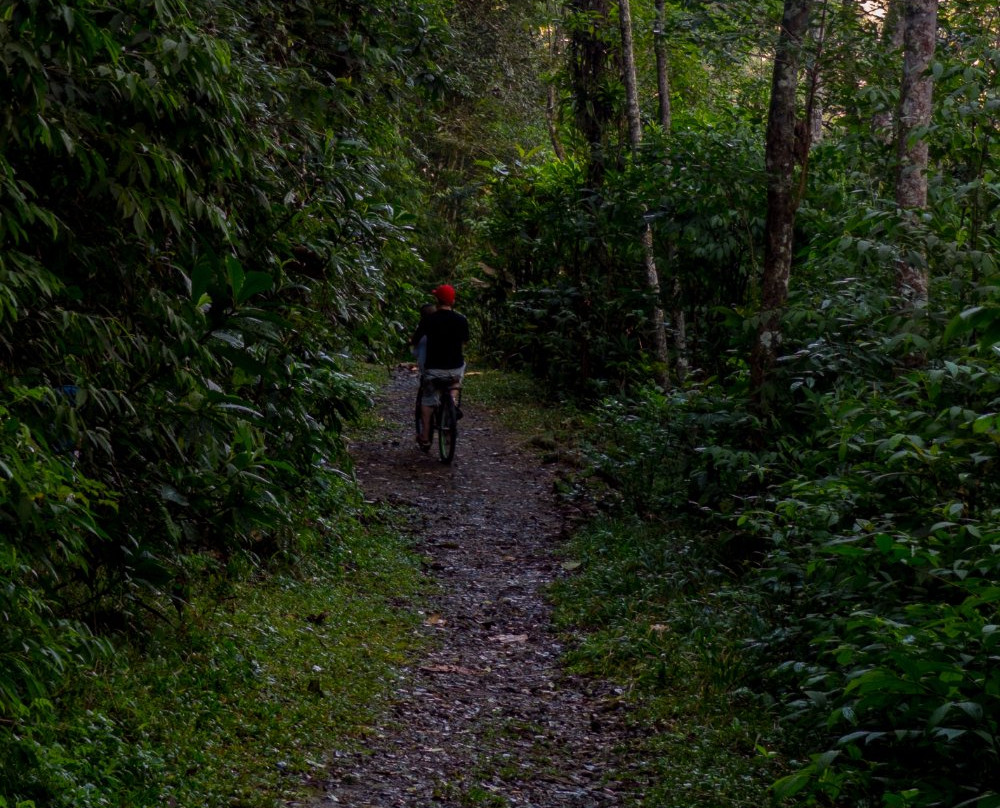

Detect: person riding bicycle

[411,284,469,451]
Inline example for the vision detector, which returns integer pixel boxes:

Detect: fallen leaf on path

[424,614,447,626]
[490,634,528,644]
[419,664,479,675]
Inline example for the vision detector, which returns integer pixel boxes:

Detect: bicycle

[414,374,462,464]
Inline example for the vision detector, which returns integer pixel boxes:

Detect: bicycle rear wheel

[437,397,457,464]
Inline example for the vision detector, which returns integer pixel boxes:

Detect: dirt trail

[294,366,639,807]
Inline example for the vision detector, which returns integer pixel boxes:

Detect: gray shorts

[420,366,465,407]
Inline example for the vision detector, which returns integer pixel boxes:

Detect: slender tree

[894,0,938,305]
[650,0,690,379]
[567,0,616,186]
[546,1,568,160]
[873,0,907,138]
[805,3,829,147]
[619,0,643,148]
[653,0,672,131]
[618,0,671,386]
[751,0,814,404]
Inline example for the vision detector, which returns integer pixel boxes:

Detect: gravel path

[292,366,640,807]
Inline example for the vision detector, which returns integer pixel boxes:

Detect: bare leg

[420,404,434,444]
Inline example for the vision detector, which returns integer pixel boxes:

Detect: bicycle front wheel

[437,397,457,464]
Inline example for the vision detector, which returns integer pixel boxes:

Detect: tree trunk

[795,2,828,203]
[654,0,672,131]
[652,0,688,379]
[567,0,614,187]
[805,4,828,149]
[619,0,671,388]
[619,0,642,148]
[545,3,567,161]
[751,0,813,406]
[894,0,937,305]
[873,0,906,139]
[546,84,567,161]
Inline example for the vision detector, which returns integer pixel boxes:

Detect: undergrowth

[550,516,786,808]
[540,321,1000,808]
[464,367,786,807]
[462,369,588,463]
[1,363,428,808]
[2,503,425,808]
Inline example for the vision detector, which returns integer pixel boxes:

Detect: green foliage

[471,2,1000,806]
[0,0,453,784]
[474,156,654,391]
[636,123,766,373]
[733,347,1000,806]
[2,0,999,805]
[473,119,765,390]
[0,395,115,719]
[558,305,1000,806]
[550,511,783,807]
[0,501,425,807]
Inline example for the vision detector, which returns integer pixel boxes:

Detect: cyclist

[411,284,469,451]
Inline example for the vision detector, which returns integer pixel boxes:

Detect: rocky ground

[292,366,643,807]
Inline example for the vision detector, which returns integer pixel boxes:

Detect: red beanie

[432,284,456,306]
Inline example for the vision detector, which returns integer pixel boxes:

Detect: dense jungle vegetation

[2,0,999,806]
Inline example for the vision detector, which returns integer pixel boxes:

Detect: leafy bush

[472,121,767,391]
[0,395,115,720]
[735,349,1000,807]
[582,384,766,521]
[0,0,449,783]
[0,494,425,808]
[554,285,1000,806]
